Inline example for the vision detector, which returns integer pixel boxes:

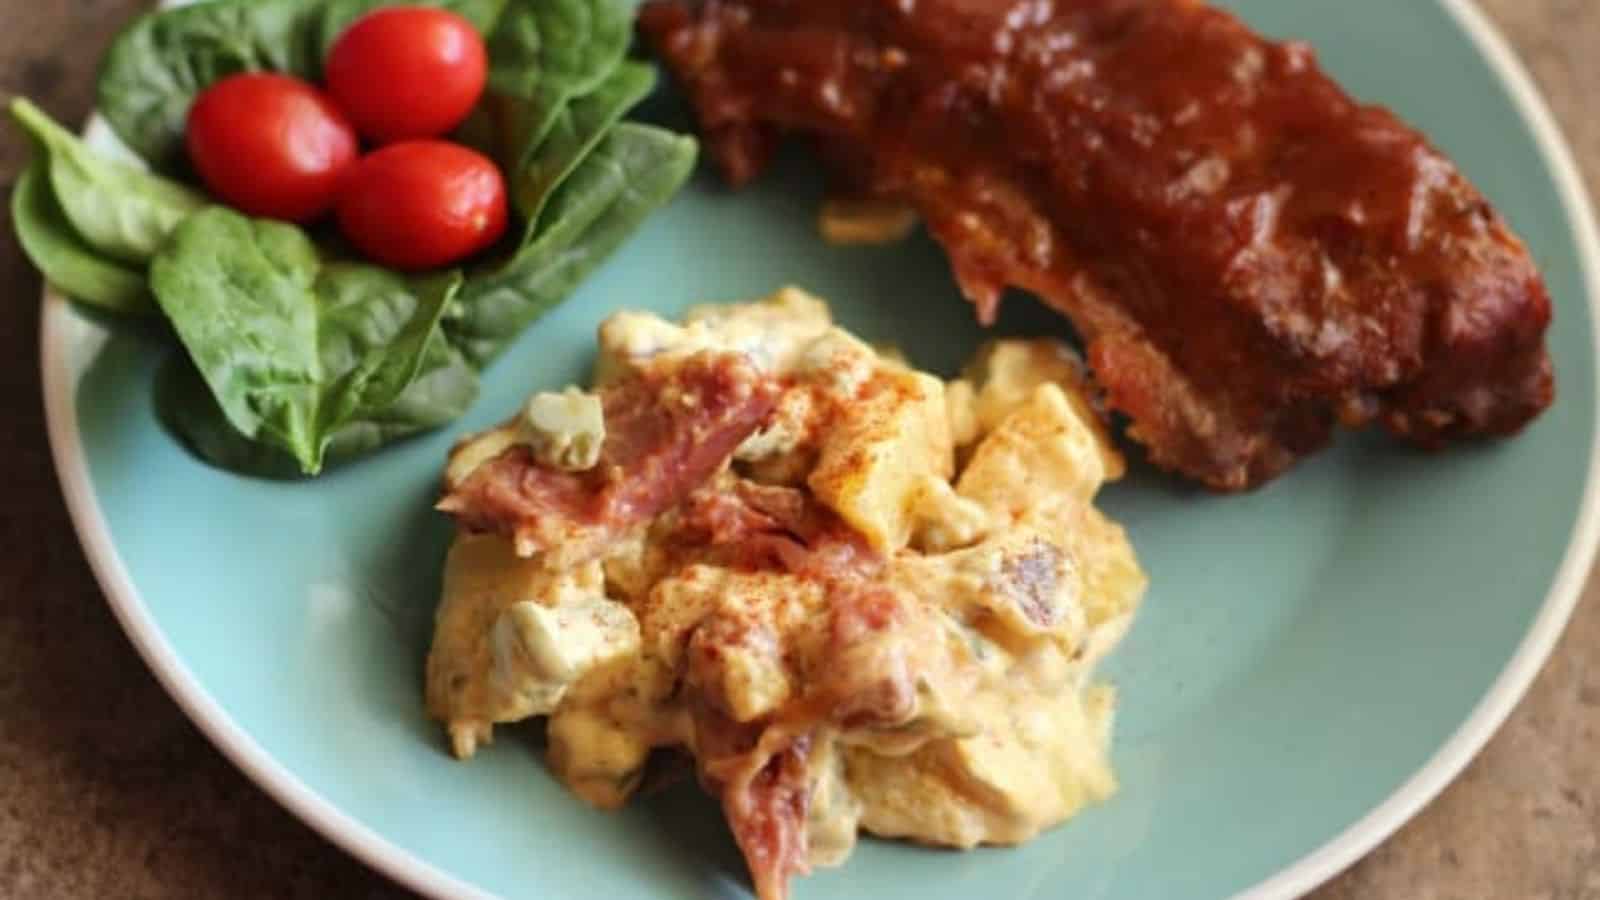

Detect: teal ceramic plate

[41,2,1600,898]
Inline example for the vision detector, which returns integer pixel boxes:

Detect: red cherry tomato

[336,140,508,271]
[325,6,489,144]
[186,73,358,223]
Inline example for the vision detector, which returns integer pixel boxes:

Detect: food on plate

[11,0,696,477]
[148,206,470,476]
[9,98,204,313]
[185,73,359,223]
[11,163,151,315]
[325,6,489,144]
[428,289,1147,900]
[336,140,509,270]
[640,0,1557,491]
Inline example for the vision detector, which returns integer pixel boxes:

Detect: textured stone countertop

[1,2,1596,898]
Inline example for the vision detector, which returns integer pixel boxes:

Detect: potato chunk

[809,367,954,552]
[960,339,1124,479]
[958,383,1112,515]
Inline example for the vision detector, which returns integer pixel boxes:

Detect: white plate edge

[35,2,1600,900]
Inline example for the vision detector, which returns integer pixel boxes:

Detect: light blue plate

[41,1,1600,898]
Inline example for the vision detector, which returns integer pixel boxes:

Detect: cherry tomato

[185,73,358,223]
[325,7,489,144]
[336,140,508,271]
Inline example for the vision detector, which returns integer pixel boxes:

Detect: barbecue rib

[640,0,1555,490]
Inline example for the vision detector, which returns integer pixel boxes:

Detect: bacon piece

[674,477,888,580]
[439,352,779,560]
[817,591,911,731]
[680,487,784,546]
[706,731,815,900]
[640,0,1555,490]
[733,481,811,533]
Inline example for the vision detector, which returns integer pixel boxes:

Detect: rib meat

[639,0,1555,490]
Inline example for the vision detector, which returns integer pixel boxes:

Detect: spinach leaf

[11,162,152,314]
[317,0,508,61]
[484,0,631,160]
[154,355,306,479]
[502,60,655,228]
[97,0,327,170]
[11,99,204,264]
[314,263,464,431]
[447,123,698,366]
[150,207,464,474]
[486,0,630,98]
[155,331,479,479]
[326,332,480,457]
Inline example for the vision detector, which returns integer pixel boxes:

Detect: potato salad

[428,288,1146,900]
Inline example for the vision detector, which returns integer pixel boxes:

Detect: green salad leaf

[328,331,480,455]
[154,356,307,479]
[448,123,698,366]
[485,0,631,100]
[501,60,656,228]
[441,0,696,367]
[156,330,479,479]
[11,162,153,314]
[483,0,632,166]
[317,0,509,60]
[150,207,469,474]
[97,0,328,170]
[11,99,204,265]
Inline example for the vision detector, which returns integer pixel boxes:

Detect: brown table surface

[2,2,1597,898]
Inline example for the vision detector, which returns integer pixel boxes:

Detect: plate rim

[36,2,1600,899]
